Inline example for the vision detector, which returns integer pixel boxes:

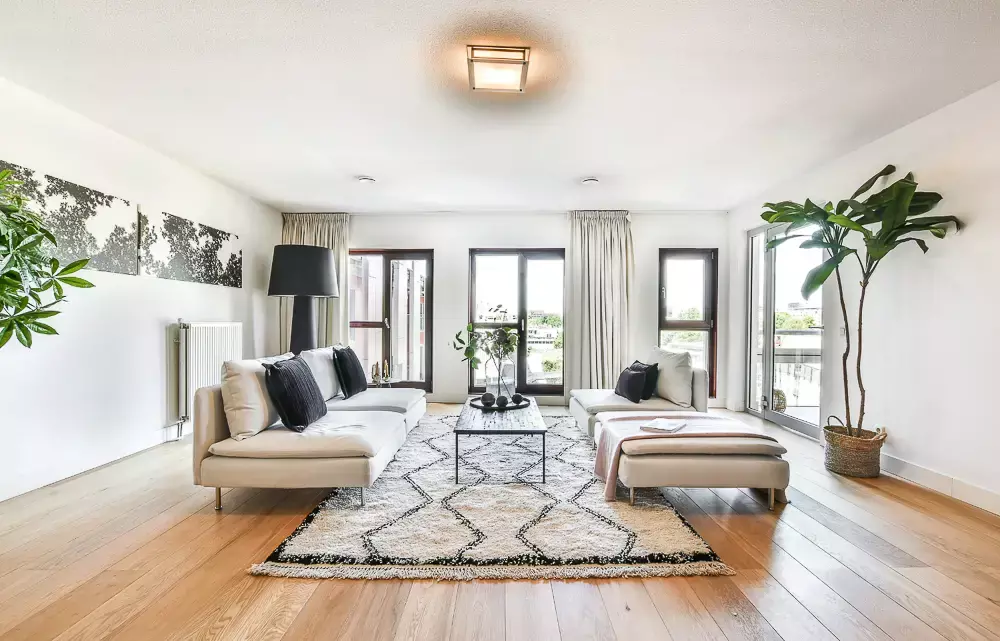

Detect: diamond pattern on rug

[451,483,551,560]
[368,503,477,561]
[252,412,732,580]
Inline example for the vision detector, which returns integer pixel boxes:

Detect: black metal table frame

[454,429,546,484]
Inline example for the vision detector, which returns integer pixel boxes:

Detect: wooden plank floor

[2,405,999,641]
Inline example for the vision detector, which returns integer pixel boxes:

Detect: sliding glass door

[469,249,565,395]
[348,250,433,390]
[746,227,823,437]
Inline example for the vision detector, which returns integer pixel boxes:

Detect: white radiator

[177,320,243,433]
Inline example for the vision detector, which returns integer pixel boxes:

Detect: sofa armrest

[692,368,708,412]
[193,385,229,486]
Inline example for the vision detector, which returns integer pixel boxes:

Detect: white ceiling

[2,1,1000,213]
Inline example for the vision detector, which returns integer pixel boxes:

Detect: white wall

[725,81,1000,512]
[350,211,730,404]
[0,79,281,502]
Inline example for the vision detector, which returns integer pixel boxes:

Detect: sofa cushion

[629,360,659,400]
[326,387,426,414]
[298,347,340,400]
[648,347,693,407]
[613,368,646,403]
[220,353,293,441]
[208,411,406,459]
[569,389,687,414]
[332,346,368,398]
[619,436,787,457]
[263,356,328,431]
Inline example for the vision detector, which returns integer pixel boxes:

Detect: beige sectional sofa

[570,357,789,509]
[193,348,425,508]
[570,367,709,440]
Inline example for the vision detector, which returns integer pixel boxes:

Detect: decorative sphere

[511,393,524,405]
[496,395,509,408]
[481,393,495,407]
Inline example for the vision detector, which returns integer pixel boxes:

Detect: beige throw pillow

[221,353,293,440]
[298,347,340,400]
[648,347,693,407]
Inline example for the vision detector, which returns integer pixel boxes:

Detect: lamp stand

[290,295,317,354]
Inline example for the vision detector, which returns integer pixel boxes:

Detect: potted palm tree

[762,165,961,477]
[1,169,93,349]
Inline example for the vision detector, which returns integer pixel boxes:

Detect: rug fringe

[249,561,735,580]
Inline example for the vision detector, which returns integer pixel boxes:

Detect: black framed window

[348,250,433,391]
[658,248,718,397]
[468,249,565,395]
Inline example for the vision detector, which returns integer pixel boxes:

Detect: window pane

[474,254,519,322]
[348,255,383,321]
[659,330,709,372]
[526,258,563,386]
[348,326,382,382]
[747,233,767,412]
[772,230,823,426]
[663,257,706,321]
[388,259,428,382]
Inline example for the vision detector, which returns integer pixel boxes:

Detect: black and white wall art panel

[0,159,139,275]
[139,210,242,287]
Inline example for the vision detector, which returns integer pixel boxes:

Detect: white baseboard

[880,453,1000,517]
[952,479,1000,518]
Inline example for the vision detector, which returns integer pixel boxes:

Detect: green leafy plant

[452,305,520,396]
[0,169,93,349]
[762,165,961,434]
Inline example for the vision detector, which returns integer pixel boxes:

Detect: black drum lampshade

[268,245,339,353]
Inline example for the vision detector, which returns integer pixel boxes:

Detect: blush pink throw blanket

[593,413,779,501]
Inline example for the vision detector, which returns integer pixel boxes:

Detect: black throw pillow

[629,360,659,400]
[262,356,327,431]
[332,346,368,399]
[614,368,646,404]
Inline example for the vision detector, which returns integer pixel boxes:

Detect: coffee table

[454,397,548,483]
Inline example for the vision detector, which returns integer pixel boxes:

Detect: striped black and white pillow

[263,355,327,431]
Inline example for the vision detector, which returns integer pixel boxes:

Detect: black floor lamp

[268,244,340,354]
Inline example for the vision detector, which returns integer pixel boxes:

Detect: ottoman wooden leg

[768,488,775,511]
[215,488,222,511]
[629,487,635,506]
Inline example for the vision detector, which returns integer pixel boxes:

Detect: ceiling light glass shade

[467,46,530,92]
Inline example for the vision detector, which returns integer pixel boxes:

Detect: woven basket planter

[823,425,887,478]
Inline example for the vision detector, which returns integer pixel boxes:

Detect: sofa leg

[629,487,635,506]
[768,488,775,511]
[360,487,365,507]
[215,488,222,511]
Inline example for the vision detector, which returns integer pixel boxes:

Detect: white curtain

[278,213,350,352]
[566,210,635,391]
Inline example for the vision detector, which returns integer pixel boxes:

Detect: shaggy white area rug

[251,412,732,580]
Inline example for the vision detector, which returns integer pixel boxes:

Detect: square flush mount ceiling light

[467,45,530,92]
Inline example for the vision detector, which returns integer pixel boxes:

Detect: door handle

[384,318,390,329]
[520,318,525,332]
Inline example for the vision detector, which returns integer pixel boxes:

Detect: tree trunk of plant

[834,265,852,429]
[855,278,869,433]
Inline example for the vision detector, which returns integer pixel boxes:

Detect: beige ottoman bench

[595,411,790,509]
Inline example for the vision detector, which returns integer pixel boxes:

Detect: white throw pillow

[648,347,693,408]
[220,353,293,440]
[299,346,340,400]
